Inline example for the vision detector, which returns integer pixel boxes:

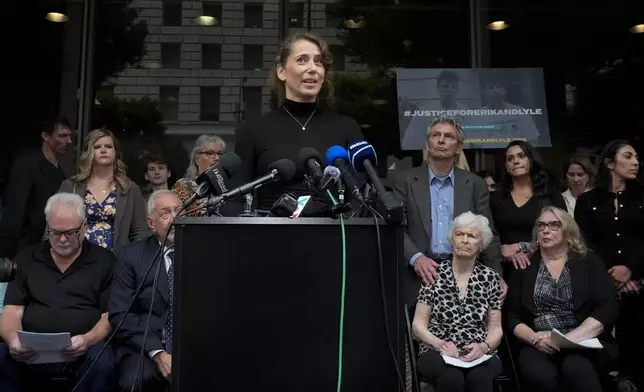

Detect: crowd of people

[0,30,640,392]
[399,118,643,392]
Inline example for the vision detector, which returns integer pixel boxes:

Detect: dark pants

[117,349,168,392]
[417,350,502,392]
[518,345,602,392]
[616,294,644,390]
[0,341,116,392]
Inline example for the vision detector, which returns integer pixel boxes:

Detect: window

[243,45,263,70]
[244,3,263,28]
[288,2,304,28]
[325,5,344,28]
[330,45,345,71]
[202,2,223,25]
[160,87,179,121]
[202,44,222,70]
[201,87,220,121]
[243,87,263,120]
[161,43,181,69]
[162,1,182,26]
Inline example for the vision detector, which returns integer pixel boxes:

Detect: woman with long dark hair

[574,140,644,390]
[490,141,567,271]
[234,32,363,215]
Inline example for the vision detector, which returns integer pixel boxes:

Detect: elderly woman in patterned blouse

[412,212,503,392]
[507,206,618,392]
[172,135,226,216]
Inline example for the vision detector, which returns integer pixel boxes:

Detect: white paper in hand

[17,330,72,364]
[551,329,603,350]
[441,354,492,368]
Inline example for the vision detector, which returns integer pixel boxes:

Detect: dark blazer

[58,178,149,255]
[108,235,169,358]
[394,165,503,306]
[507,249,618,342]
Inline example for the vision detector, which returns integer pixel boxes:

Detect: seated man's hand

[62,335,89,360]
[9,338,36,362]
[414,256,439,285]
[153,351,172,379]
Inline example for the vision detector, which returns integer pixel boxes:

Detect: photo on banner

[397,68,551,149]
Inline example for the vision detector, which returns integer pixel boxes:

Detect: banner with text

[397,68,551,150]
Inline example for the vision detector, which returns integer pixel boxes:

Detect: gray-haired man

[0,192,116,391]
[394,116,505,308]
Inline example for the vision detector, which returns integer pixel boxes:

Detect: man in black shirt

[0,117,73,257]
[0,193,116,392]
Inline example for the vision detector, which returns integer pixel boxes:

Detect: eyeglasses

[536,221,562,231]
[49,222,84,239]
[198,150,223,158]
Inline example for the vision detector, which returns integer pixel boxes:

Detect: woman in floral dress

[58,129,148,253]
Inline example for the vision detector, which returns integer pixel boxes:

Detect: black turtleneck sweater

[234,99,364,213]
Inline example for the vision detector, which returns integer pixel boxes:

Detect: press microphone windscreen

[347,140,377,172]
[296,147,323,171]
[325,145,349,165]
[218,152,242,176]
[268,159,296,182]
[323,165,341,180]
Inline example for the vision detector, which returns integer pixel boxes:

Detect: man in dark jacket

[0,117,73,257]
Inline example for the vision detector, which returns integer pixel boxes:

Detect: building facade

[111,0,366,147]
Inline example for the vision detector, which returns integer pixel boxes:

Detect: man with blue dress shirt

[394,115,505,308]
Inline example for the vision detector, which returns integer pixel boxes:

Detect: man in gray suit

[394,115,505,308]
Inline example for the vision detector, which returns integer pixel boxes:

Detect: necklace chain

[283,106,316,131]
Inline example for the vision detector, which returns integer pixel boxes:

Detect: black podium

[171,217,405,392]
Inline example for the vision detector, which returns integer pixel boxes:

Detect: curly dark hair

[594,139,642,192]
[500,140,556,198]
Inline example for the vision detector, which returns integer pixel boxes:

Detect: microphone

[325,146,364,202]
[206,159,296,209]
[347,140,403,224]
[347,141,387,195]
[319,166,341,192]
[297,147,324,186]
[182,152,242,208]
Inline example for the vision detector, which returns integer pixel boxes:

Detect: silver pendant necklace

[283,106,316,131]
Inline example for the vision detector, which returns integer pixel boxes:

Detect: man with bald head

[0,192,116,391]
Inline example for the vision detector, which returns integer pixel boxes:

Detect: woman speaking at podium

[234,32,363,216]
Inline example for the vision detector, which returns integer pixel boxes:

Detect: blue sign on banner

[397,68,551,150]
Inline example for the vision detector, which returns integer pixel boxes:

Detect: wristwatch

[519,242,530,253]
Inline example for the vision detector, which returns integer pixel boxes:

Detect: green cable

[327,191,346,392]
